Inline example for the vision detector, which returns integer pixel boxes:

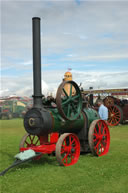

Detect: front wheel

[19,133,42,160]
[55,133,80,166]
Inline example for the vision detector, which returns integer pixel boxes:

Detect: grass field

[0,119,128,193]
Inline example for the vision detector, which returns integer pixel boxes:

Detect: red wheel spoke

[94,127,98,135]
[62,144,66,148]
[102,139,107,144]
[96,146,100,155]
[113,107,119,113]
[114,111,120,115]
[72,146,77,150]
[97,122,103,135]
[103,134,107,137]
[113,107,116,112]
[102,128,105,135]
[94,140,100,150]
[98,122,102,131]
[109,106,112,112]
[69,136,75,145]
[62,153,69,161]
[113,117,119,123]
[108,120,112,125]
[64,139,67,146]
[93,133,99,138]
[114,113,120,117]
[93,138,97,142]
[61,148,65,154]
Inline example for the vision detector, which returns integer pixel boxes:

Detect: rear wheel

[107,105,123,126]
[88,120,110,156]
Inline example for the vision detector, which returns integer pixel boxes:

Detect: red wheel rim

[107,105,121,126]
[89,120,110,156]
[56,133,80,166]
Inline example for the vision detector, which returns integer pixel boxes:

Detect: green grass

[0,119,128,193]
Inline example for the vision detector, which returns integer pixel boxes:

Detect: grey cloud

[1,70,128,96]
[1,0,128,96]
[72,71,128,89]
[2,1,128,62]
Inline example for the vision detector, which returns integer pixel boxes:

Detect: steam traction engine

[19,18,110,166]
[103,96,128,126]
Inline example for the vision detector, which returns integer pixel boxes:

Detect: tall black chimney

[24,17,52,135]
[32,17,43,107]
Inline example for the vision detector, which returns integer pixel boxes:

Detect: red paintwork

[60,134,80,166]
[20,134,57,159]
[49,133,59,144]
[20,133,80,166]
[20,143,56,155]
[93,120,110,156]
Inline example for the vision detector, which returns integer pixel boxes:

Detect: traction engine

[103,96,128,126]
[19,17,110,166]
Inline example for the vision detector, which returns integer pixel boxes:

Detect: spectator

[97,99,108,121]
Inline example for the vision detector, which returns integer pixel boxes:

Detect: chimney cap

[32,17,41,20]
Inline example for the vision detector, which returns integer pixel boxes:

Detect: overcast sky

[1,0,128,97]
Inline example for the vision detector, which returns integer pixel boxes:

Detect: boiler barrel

[24,108,85,135]
[24,106,99,136]
[50,109,85,134]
